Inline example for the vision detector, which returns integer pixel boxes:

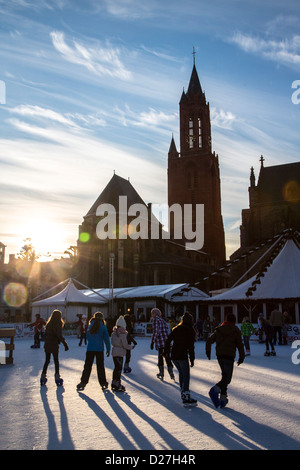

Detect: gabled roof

[209,238,300,301]
[85,173,147,218]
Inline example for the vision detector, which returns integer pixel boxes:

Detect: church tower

[168,59,226,267]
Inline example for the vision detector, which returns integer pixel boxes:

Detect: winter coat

[111,327,133,357]
[270,310,283,327]
[29,318,46,333]
[86,320,111,353]
[206,321,245,362]
[164,323,195,364]
[44,324,68,354]
[260,319,274,339]
[151,315,170,350]
[241,321,256,337]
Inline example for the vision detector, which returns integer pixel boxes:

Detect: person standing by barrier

[150,308,174,381]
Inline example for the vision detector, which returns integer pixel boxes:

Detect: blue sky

[1,0,300,263]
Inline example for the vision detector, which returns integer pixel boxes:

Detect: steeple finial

[192,46,196,66]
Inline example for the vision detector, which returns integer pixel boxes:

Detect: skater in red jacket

[29,314,46,348]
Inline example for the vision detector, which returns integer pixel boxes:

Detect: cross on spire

[192,47,196,65]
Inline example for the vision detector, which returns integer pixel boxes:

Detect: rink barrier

[0,328,16,365]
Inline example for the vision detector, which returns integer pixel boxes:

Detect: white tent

[208,238,300,323]
[31,279,106,322]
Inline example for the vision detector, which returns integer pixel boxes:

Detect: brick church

[76,61,227,291]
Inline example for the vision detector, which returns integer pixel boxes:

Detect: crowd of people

[30,306,293,409]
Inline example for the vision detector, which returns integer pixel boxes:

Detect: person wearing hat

[164,312,197,407]
[111,315,134,392]
[150,308,174,380]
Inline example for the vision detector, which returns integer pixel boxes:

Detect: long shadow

[77,391,137,450]
[105,390,187,450]
[40,386,75,450]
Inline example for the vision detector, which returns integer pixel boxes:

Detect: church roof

[257,162,300,204]
[187,64,203,96]
[85,173,147,217]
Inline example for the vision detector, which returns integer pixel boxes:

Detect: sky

[1,0,300,263]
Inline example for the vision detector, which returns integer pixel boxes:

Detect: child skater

[206,313,245,408]
[123,313,137,373]
[40,309,69,386]
[259,316,276,356]
[77,312,111,391]
[111,316,134,392]
[164,312,197,407]
[241,316,257,356]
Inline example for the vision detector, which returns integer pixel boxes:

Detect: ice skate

[264,351,270,356]
[111,380,126,392]
[181,391,197,408]
[156,366,164,380]
[76,382,86,391]
[220,394,228,408]
[55,373,63,387]
[209,385,221,408]
[101,382,109,390]
[270,350,276,356]
[40,373,47,386]
[123,363,132,373]
[168,366,175,380]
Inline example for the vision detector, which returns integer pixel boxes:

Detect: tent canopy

[210,239,300,302]
[32,279,105,307]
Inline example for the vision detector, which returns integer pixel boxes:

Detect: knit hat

[151,308,161,317]
[116,316,126,329]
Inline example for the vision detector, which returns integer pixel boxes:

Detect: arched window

[198,118,202,148]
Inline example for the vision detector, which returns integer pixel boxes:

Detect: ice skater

[150,308,174,380]
[77,312,111,391]
[241,316,257,356]
[206,313,245,408]
[123,314,137,373]
[259,316,276,356]
[40,309,69,386]
[164,312,197,407]
[111,316,134,392]
[29,314,46,349]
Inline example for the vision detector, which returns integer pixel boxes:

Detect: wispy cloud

[230,32,300,69]
[50,31,132,80]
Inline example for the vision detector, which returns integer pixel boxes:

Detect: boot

[40,373,47,386]
[181,391,197,407]
[220,394,228,408]
[168,366,175,380]
[156,366,164,380]
[111,380,126,392]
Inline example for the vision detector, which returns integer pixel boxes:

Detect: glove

[206,352,211,360]
[237,358,244,366]
[190,360,194,367]
[64,343,69,351]
[150,342,154,350]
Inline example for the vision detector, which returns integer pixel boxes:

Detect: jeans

[80,351,107,386]
[243,335,250,351]
[216,357,234,396]
[172,359,190,392]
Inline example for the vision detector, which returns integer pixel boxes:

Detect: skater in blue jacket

[77,312,111,391]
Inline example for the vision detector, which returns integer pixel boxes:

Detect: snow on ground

[1,335,300,451]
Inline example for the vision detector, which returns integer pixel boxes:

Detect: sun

[18,217,66,261]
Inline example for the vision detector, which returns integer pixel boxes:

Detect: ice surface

[1,336,300,450]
